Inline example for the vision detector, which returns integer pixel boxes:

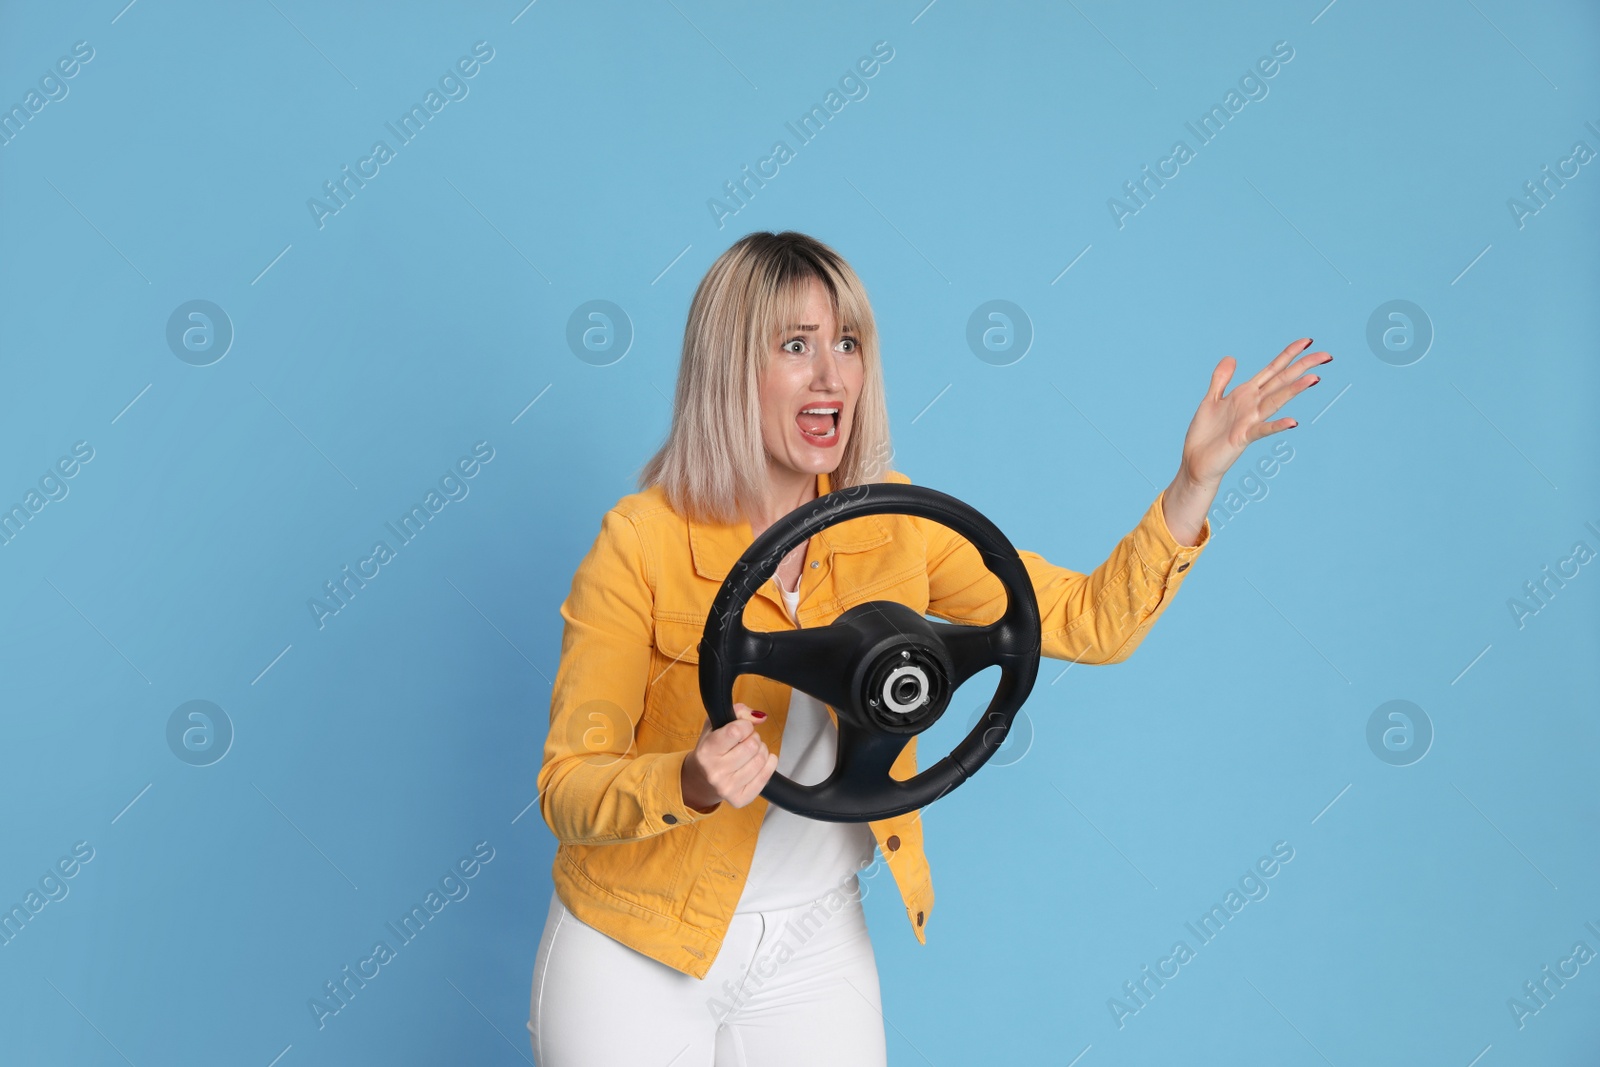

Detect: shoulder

[872,468,931,544]
[881,467,912,486]
[876,467,961,551]
[572,488,681,593]
[603,483,680,526]
[592,486,688,571]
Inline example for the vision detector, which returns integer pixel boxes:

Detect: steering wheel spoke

[931,620,1003,691]
[833,717,912,791]
[732,625,859,713]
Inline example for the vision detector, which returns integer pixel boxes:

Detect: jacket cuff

[649,749,722,830]
[1133,489,1211,582]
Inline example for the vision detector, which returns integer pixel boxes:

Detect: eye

[782,337,807,354]
[837,336,860,354]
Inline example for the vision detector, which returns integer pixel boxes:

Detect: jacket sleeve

[538,507,720,846]
[912,478,1211,665]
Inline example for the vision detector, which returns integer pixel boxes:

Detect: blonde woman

[527,231,1330,1065]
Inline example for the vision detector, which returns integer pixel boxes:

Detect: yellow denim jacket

[538,468,1210,980]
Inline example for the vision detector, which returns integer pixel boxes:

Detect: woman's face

[757,276,864,485]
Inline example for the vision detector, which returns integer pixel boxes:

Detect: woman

[527,231,1330,1065]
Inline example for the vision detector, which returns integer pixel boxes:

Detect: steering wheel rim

[698,481,1041,822]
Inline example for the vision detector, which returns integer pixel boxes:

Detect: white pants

[527,879,887,1066]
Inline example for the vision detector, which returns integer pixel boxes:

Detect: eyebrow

[784,324,855,332]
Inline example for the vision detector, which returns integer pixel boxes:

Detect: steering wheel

[698,482,1041,823]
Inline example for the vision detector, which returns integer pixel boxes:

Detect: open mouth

[795,403,841,443]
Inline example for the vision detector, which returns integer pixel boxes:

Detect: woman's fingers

[1257,341,1332,425]
[694,701,774,806]
[1257,415,1298,439]
[1268,352,1328,395]
[749,753,781,804]
[701,703,757,758]
[1258,341,1330,395]
[723,703,766,769]
[725,750,766,800]
[1259,370,1321,417]
[729,752,780,807]
[719,743,774,807]
[1246,337,1315,393]
[722,731,766,780]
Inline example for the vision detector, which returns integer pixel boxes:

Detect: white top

[733,576,879,913]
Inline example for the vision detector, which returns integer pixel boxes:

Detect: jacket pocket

[652,615,702,665]
[642,616,709,744]
[570,830,692,918]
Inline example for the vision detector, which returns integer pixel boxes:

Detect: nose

[811,346,843,390]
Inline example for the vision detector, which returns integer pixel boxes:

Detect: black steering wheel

[698,482,1041,823]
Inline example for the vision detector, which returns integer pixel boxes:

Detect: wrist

[679,752,719,812]
[1161,469,1216,548]
[1172,462,1219,496]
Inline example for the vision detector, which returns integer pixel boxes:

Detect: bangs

[757,252,877,370]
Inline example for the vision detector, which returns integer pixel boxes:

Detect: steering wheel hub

[822,601,954,733]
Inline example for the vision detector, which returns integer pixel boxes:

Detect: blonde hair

[638,231,892,527]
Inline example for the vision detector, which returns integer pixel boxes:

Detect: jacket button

[916,911,924,926]
[1176,561,1190,572]
[886,835,900,851]
[810,560,819,568]
[662,813,678,824]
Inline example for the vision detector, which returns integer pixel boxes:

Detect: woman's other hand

[1159,337,1333,546]
[1180,337,1332,486]
[680,702,779,813]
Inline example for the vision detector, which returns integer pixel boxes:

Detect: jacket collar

[687,469,891,582]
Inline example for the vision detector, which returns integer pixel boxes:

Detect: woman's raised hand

[1178,337,1333,488]
[680,702,779,813]
[1153,337,1333,546]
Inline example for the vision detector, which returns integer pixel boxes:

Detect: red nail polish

[752,710,767,720]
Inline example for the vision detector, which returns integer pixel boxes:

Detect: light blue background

[2,1,1597,1064]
